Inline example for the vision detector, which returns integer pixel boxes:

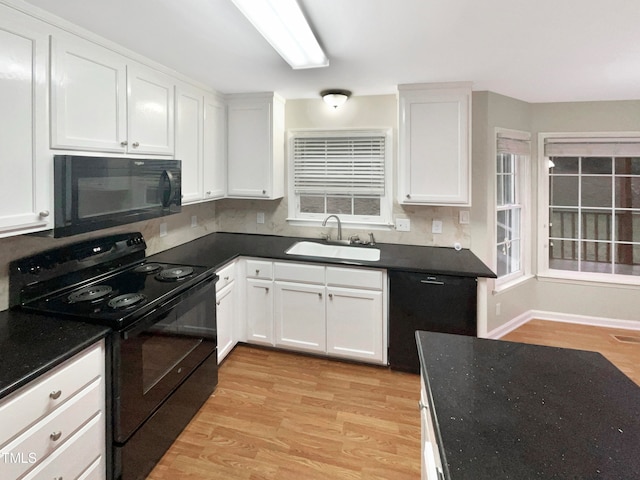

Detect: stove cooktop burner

[133,263,163,274]
[156,266,194,282]
[108,293,146,310]
[68,285,113,303]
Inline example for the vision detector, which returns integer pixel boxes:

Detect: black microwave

[53,155,181,237]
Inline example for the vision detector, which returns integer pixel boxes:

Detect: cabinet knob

[216,301,220,306]
[224,276,230,281]
[120,140,128,147]
[262,190,266,195]
[256,269,260,275]
[39,210,50,218]
[406,194,411,199]
[328,293,333,299]
[50,431,62,441]
[132,141,140,148]
[318,293,322,299]
[49,390,62,400]
[206,191,212,195]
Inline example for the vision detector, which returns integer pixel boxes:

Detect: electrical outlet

[459,210,470,224]
[257,212,265,224]
[395,218,410,232]
[191,215,198,228]
[159,223,167,237]
[432,220,443,234]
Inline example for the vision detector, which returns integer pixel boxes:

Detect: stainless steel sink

[285,241,381,262]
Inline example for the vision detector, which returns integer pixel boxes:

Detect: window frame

[538,131,640,286]
[286,128,393,229]
[494,128,532,291]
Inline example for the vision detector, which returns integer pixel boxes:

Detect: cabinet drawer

[274,262,324,284]
[326,267,383,290]
[0,341,104,448]
[245,259,273,279]
[0,377,103,479]
[22,411,104,480]
[216,261,236,291]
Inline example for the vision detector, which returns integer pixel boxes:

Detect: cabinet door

[216,282,236,363]
[326,287,384,363]
[0,9,51,236]
[274,282,326,354]
[50,35,127,152]
[227,100,271,198]
[127,65,175,155]
[246,278,274,345]
[399,84,471,205]
[203,94,226,199]
[175,83,203,203]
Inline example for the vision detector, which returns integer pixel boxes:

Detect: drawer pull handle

[256,269,260,275]
[50,431,62,441]
[54,477,63,480]
[224,276,230,281]
[49,390,62,400]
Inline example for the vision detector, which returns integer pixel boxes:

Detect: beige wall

[215,94,472,248]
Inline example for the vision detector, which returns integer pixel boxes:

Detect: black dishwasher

[389,270,477,373]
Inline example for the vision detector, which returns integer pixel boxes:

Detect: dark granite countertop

[0,309,110,399]
[150,232,495,278]
[416,331,640,479]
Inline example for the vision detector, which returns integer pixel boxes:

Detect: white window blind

[497,131,530,156]
[545,137,640,157]
[293,135,385,195]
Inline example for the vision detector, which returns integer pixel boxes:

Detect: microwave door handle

[160,170,177,207]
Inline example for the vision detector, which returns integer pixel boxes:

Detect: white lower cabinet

[326,287,384,363]
[243,259,387,365]
[274,282,326,354]
[246,278,274,346]
[216,282,236,363]
[420,375,444,480]
[0,340,106,480]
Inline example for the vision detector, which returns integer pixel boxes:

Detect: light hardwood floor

[148,346,422,479]
[149,321,640,479]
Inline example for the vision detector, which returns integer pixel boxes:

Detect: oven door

[113,275,217,443]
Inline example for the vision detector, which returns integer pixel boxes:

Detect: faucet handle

[368,232,376,246]
[320,233,331,241]
[349,234,361,244]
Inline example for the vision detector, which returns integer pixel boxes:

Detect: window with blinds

[289,130,391,223]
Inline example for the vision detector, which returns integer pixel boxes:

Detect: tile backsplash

[0,203,216,312]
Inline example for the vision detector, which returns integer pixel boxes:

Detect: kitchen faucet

[322,215,342,241]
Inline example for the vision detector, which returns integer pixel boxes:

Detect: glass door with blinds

[289,130,391,224]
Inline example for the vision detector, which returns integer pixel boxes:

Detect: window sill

[492,274,535,295]
[286,218,394,231]
[537,270,640,289]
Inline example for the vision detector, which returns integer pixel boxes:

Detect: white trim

[537,271,640,289]
[486,309,640,339]
[492,274,535,295]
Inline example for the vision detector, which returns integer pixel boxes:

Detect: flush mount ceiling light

[321,89,351,108]
[231,0,329,70]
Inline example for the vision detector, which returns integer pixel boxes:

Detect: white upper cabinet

[226,93,285,199]
[50,35,127,152]
[175,82,203,203]
[398,82,472,206]
[127,65,175,155]
[50,36,175,155]
[0,6,51,237]
[203,93,226,200]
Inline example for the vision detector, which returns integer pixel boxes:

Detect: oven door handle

[121,275,216,340]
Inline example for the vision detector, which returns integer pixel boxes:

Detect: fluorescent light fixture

[232,0,329,69]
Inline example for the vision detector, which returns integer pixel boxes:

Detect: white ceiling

[21,0,640,103]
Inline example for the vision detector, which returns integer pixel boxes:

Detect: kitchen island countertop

[416,331,640,479]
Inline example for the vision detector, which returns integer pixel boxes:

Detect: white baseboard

[486,310,640,339]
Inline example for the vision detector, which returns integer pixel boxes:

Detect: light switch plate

[432,220,443,234]
[395,218,411,232]
[257,212,265,224]
[459,210,470,224]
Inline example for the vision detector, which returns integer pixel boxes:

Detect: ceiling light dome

[321,89,351,108]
